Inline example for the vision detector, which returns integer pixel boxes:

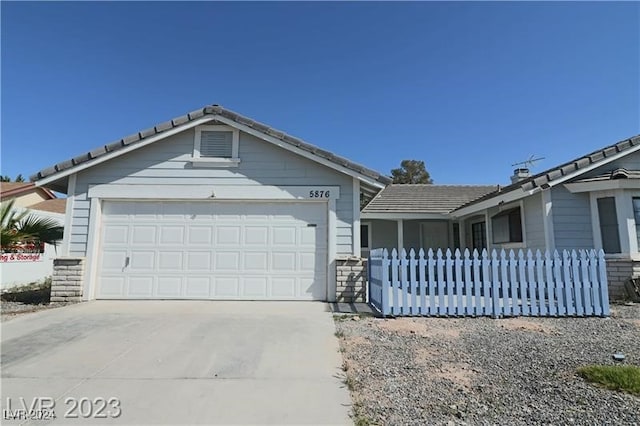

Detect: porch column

[459,219,466,250]
[397,219,404,251]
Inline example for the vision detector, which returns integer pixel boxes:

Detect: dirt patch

[624,319,640,328]
[499,318,557,334]
[377,318,460,338]
[414,347,475,390]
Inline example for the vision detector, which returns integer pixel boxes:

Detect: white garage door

[97,201,327,300]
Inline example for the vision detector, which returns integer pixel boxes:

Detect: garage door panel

[130,251,155,271]
[103,225,129,244]
[272,252,296,271]
[216,252,240,270]
[244,277,268,297]
[186,252,212,270]
[215,277,240,297]
[128,277,154,297]
[185,277,211,297]
[217,226,241,244]
[100,276,125,296]
[157,277,183,297]
[132,226,157,244]
[159,226,184,244]
[271,278,296,298]
[188,227,213,245]
[244,252,267,271]
[101,251,127,271]
[244,226,268,245]
[158,251,183,270]
[98,201,327,300]
[272,227,296,245]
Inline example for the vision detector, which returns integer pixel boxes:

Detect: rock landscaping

[335,303,640,425]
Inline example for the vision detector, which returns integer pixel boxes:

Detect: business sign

[0,253,43,263]
[1,241,45,262]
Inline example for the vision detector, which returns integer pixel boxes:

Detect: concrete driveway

[1,301,352,425]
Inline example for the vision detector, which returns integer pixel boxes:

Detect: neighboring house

[363,134,640,299]
[30,105,390,302]
[0,184,65,288]
[0,182,56,207]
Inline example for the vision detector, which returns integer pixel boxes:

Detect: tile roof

[362,184,499,214]
[30,104,391,186]
[29,198,67,214]
[0,182,55,199]
[454,134,640,211]
[573,168,640,183]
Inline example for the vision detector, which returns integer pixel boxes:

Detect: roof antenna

[511,155,545,169]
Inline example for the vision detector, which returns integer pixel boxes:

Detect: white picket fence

[368,248,610,317]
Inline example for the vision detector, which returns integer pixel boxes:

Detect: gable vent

[200,131,233,158]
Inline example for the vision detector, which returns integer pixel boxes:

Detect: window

[452,223,461,249]
[491,207,523,244]
[193,125,239,165]
[597,197,621,253]
[471,221,487,251]
[360,224,370,249]
[634,198,640,250]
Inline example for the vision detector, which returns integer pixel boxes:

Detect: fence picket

[464,248,472,316]
[367,247,609,318]
[391,249,400,316]
[409,249,418,316]
[473,249,481,316]
[491,250,501,317]
[589,250,601,316]
[428,249,436,316]
[535,250,546,316]
[437,249,446,316]
[598,250,610,316]
[572,250,584,316]
[418,249,427,315]
[482,250,491,316]
[455,249,464,316]
[510,250,520,316]
[399,249,409,316]
[580,250,593,316]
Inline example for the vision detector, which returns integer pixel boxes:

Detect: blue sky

[2,2,638,186]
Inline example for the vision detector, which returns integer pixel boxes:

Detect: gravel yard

[335,303,640,426]
[0,301,60,321]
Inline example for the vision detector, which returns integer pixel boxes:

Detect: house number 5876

[309,190,330,198]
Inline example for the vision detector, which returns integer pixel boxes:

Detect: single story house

[31,105,390,303]
[362,134,640,299]
[0,182,57,208]
[0,183,65,288]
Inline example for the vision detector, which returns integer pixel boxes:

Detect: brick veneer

[336,257,367,302]
[50,257,84,303]
[605,258,640,300]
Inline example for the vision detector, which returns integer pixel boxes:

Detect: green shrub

[577,365,640,395]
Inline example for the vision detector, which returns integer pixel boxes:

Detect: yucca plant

[1,199,64,251]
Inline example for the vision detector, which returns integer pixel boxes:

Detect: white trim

[34,116,217,187]
[60,174,76,256]
[189,158,241,168]
[87,184,340,200]
[212,115,387,189]
[590,192,603,252]
[352,178,361,256]
[328,198,337,302]
[397,219,404,250]
[360,212,449,220]
[565,179,640,193]
[83,198,102,301]
[541,189,556,252]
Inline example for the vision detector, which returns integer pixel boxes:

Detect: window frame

[491,207,523,244]
[192,125,240,167]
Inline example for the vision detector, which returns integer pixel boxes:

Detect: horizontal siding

[550,185,594,250]
[71,129,355,256]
